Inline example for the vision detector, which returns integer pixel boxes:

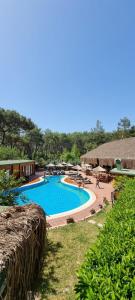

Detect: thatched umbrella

[46,163,55,168]
[56,163,64,168]
[73,165,82,171]
[93,166,106,172]
[67,163,73,167]
[62,162,67,165]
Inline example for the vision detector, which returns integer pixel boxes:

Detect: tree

[60,144,80,164]
[0,170,25,206]
[0,146,27,160]
[92,120,104,133]
[129,125,135,137]
[23,127,44,159]
[70,144,80,163]
[60,148,72,162]
[0,108,35,146]
[116,117,131,139]
[118,117,131,132]
[43,130,62,161]
[1,108,135,165]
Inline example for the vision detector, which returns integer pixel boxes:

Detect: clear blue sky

[0,0,135,132]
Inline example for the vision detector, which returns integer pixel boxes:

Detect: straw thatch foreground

[0,204,46,300]
[81,137,135,169]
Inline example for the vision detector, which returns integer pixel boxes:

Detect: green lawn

[89,203,111,224]
[36,206,110,300]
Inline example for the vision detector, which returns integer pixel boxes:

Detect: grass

[0,206,9,213]
[36,206,110,300]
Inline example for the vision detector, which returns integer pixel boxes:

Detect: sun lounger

[83,179,92,184]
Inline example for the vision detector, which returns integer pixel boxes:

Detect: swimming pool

[17,176,91,216]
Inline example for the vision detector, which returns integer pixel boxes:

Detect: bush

[66,217,75,224]
[0,170,25,205]
[90,208,96,215]
[98,204,103,209]
[103,197,109,206]
[113,175,130,192]
[76,179,135,299]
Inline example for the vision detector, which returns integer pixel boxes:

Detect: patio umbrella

[93,166,106,172]
[67,163,74,167]
[46,163,55,168]
[61,162,67,165]
[73,165,82,171]
[56,163,64,168]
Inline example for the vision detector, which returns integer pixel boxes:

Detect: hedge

[75,179,135,299]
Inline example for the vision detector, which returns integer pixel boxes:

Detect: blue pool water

[16,176,90,216]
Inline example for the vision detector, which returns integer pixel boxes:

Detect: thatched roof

[81,137,135,168]
[0,204,46,300]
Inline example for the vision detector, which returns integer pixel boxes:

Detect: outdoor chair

[83,179,92,184]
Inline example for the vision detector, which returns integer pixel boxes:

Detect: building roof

[0,160,35,166]
[81,137,135,168]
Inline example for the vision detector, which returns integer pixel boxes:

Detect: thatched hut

[0,204,46,300]
[81,137,135,169]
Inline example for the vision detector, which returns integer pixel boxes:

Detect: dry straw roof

[0,204,46,300]
[81,137,135,167]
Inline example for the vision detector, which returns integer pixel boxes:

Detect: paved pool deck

[46,173,114,228]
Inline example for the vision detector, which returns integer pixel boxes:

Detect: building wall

[20,163,35,177]
[0,162,35,178]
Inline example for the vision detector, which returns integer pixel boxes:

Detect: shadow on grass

[35,238,63,299]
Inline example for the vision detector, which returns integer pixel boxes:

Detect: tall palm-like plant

[0,171,25,206]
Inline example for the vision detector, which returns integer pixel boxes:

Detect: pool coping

[21,176,44,188]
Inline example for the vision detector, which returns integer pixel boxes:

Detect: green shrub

[103,197,109,206]
[75,179,135,299]
[0,170,25,205]
[113,175,130,192]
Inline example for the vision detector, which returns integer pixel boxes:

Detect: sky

[0,0,135,132]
